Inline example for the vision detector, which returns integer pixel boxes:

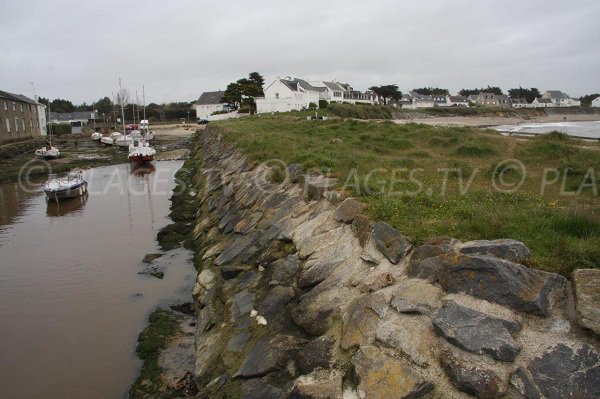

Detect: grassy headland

[212,115,600,275]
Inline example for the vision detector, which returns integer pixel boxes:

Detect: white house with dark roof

[592,96,600,108]
[195,90,229,120]
[531,97,555,108]
[256,78,325,113]
[540,90,580,107]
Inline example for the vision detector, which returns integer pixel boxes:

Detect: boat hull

[128,154,154,163]
[44,181,88,200]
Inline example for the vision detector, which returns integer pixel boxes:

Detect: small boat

[91,132,102,141]
[43,170,88,201]
[115,134,133,148]
[100,136,114,146]
[128,138,156,163]
[110,131,123,140]
[36,104,60,159]
[35,144,60,159]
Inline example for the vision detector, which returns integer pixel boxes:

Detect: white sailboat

[128,85,156,163]
[35,103,60,159]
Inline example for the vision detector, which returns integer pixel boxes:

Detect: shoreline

[393,113,600,128]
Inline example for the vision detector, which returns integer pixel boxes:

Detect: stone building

[0,90,44,145]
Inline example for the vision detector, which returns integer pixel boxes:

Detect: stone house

[0,90,44,145]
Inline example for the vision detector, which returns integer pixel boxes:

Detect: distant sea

[493,121,600,139]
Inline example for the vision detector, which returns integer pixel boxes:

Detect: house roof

[449,95,468,102]
[0,90,38,104]
[535,98,553,104]
[49,111,96,121]
[542,90,569,100]
[196,90,225,105]
[291,79,326,92]
[322,81,346,91]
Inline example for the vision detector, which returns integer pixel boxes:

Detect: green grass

[212,115,600,275]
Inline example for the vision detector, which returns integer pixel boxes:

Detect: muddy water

[0,161,196,399]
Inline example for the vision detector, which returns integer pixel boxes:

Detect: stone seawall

[187,127,599,398]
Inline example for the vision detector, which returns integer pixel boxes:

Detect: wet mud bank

[148,127,600,398]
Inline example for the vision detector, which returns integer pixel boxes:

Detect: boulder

[432,301,521,362]
[234,335,307,379]
[341,295,386,350]
[351,215,372,247]
[143,253,162,263]
[220,265,250,280]
[289,369,344,399]
[572,268,600,335]
[390,297,428,314]
[231,290,256,323]
[440,352,503,398]
[351,345,433,399]
[296,336,336,374]
[214,231,261,266]
[459,239,531,262]
[304,176,338,201]
[226,332,251,353]
[269,255,300,285]
[333,198,367,224]
[510,343,600,398]
[192,269,217,307]
[241,379,286,399]
[408,253,565,316]
[258,286,296,328]
[286,163,303,184]
[372,222,412,264]
[375,316,432,366]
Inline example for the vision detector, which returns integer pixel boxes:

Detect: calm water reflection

[0,161,195,399]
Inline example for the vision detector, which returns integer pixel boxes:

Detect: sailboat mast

[119,78,126,135]
[142,85,146,122]
[47,102,52,146]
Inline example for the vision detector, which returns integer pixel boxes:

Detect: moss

[129,309,182,399]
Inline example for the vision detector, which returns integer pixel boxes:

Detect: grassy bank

[213,115,600,275]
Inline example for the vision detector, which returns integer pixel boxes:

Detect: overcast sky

[1,0,599,104]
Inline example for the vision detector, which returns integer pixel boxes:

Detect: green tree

[412,87,449,96]
[369,84,402,105]
[223,72,265,114]
[579,93,600,107]
[50,98,75,113]
[459,86,505,97]
[508,87,540,103]
[94,96,113,115]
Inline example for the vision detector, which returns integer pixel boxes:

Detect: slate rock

[220,265,250,280]
[440,352,503,398]
[227,332,251,353]
[192,269,217,308]
[215,232,261,266]
[241,379,285,399]
[372,221,412,264]
[304,176,338,201]
[459,239,532,262]
[334,198,368,224]
[286,163,303,183]
[341,294,388,350]
[231,290,256,323]
[297,336,336,374]
[258,286,296,327]
[510,343,600,399]
[269,255,300,285]
[234,335,307,379]
[142,253,162,263]
[351,345,434,399]
[411,237,459,262]
[390,297,428,314]
[432,301,521,362]
[408,253,565,316]
[351,215,372,247]
[572,268,600,335]
[289,369,344,399]
[376,316,432,367]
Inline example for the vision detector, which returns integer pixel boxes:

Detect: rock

[192,269,217,308]
[510,343,600,399]
[375,315,432,367]
[411,238,459,262]
[227,332,251,353]
[258,286,296,328]
[390,297,428,314]
[231,290,256,323]
[286,163,303,184]
[372,221,412,264]
[572,268,600,335]
[194,331,222,380]
[392,278,443,313]
[297,227,345,259]
[459,239,531,262]
[202,240,229,260]
[408,253,565,316]
[234,211,263,234]
[364,272,394,292]
[341,294,388,350]
[297,336,336,374]
[234,335,307,379]
[215,231,261,266]
[269,255,300,285]
[334,198,367,224]
[292,286,360,336]
[241,379,286,399]
[351,345,433,399]
[220,265,250,280]
[351,215,372,247]
[304,176,338,201]
[323,190,344,205]
[432,301,521,362]
[158,334,196,390]
[440,352,503,399]
[143,253,162,263]
[289,369,344,399]
[139,265,164,279]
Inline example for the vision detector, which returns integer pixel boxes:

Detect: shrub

[318,100,328,109]
[455,145,496,157]
[48,123,71,135]
[308,102,318,110]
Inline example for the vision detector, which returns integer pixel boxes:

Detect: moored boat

[128,139,156,163]
[100,136,114,146]
[43,170,88,201]
[35,144,60,159]
[91,131,102,141]
[115,134,133,148]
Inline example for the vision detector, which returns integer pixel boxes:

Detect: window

[30,119,33,128]
[3,101,6,111]
[14,118,19,132]
[20,104,23,112]
[5,118,10,133]
[22,118,26,132]
[12,102,16,111]
[275,93,279,99]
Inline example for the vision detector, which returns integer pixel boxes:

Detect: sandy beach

[393,113,600,128]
